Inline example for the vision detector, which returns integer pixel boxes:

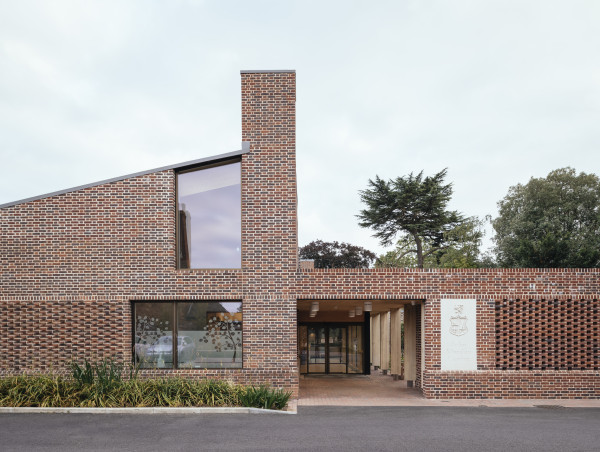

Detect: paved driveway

[2,407,600,451]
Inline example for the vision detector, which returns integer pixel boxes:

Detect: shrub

[238,384,292,410]
[0,359,290,410]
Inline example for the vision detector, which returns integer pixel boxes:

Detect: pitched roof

[0,144,250,209]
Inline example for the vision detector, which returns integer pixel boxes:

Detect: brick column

[240,70,298,391]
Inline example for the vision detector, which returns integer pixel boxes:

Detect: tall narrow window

[177,161,241,268]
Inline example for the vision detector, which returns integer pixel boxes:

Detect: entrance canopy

[298,299,422,384]
[297,299,418,321]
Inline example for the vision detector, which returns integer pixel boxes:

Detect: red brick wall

[240,70,298,393]
[2,68,600,400]
[0,172,244,372]
[495,298,599,370]
[298,268,600,299]
[423,370,600,399]
[300,268,600,398]
[0,70,299,394]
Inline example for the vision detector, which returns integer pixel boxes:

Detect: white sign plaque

[440,298,477,371]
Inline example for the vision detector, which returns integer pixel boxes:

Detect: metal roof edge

[0,146,250,210]
[240,70,296,73]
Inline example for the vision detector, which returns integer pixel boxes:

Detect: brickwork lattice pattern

[495,299,600,370]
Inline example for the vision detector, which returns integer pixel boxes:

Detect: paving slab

[298,372,600,407]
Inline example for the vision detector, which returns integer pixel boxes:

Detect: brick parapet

[298,268,600,299]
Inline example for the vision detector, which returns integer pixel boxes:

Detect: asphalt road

[1,407,599,451]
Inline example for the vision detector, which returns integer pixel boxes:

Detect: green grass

[0,358,292,410]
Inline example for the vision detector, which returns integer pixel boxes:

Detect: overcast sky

[1,0,599,256]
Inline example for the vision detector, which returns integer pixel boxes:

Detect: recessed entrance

[299,324,364,374]
[297,299,423,388]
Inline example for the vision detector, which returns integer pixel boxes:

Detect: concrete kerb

[0,407,297,415]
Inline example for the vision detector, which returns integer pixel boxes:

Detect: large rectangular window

[133,301,242,369]
[177,161,241,269]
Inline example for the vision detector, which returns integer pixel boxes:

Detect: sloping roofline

[0,143,250,209]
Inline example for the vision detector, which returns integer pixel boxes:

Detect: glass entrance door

[300,324,363,374]
[328,327,347,373]
[307,326,326,373]
[348,325,363,374]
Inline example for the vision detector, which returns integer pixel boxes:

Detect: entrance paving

[299,372,423,406]
[298,371,600,408]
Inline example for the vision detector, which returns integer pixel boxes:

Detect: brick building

[1,70,599,399]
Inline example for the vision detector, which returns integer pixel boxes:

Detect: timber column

[404,304,417,387]
[380,312,390,373]
[390,308,402,379]
[371,313,381,369]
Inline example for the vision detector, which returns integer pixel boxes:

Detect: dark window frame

[132,300,243,369]
[175,158,242,270]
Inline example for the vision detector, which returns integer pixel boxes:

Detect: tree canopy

[376,216,485,268]
[357,169,470,268]
[492,167,600,268]
[299,240,377,269]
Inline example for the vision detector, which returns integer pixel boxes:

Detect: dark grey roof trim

[0,145,250,209]
[240,70,295,73]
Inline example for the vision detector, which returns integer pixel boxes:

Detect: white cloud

[1,0,599,257]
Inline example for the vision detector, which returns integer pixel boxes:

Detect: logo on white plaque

[440,299,477,371]
[449,305,468,336]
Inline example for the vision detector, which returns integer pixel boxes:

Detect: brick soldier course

[1,70,599,399]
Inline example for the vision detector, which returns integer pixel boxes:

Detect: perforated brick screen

[495,299,600,370]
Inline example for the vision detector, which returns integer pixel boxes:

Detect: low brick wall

[423,370,600,399]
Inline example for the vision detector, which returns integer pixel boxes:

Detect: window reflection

[134,303,174,369]
[134,301,243,369]
[177,161,241,269]
[177,302,242,369]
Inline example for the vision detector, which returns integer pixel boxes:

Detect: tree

[357,169,470,268]
[299,240,377,269]
[376,216,484,268]
[492,167,600,268]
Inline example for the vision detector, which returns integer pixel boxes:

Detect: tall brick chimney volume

[239,70,298,389]
[240,70,297,290]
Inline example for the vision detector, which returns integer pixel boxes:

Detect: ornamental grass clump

[70,357,130,391]
[0,375,75,408]
[0,357,290,410]
[238,384,292,410]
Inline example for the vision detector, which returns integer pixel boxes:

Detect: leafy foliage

[299,240,377,268]
[70,357,135,392]
[357,169,471,268]
[376,216,485,268]
[492,168,600,267]
[238,384,293,410]
[1,359,290,410]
